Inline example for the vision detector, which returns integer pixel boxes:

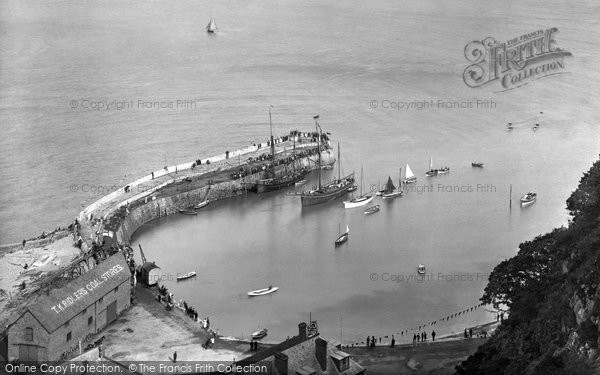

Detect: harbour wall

[114,149,335,245]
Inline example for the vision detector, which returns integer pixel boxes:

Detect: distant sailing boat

[206,16,217,33]
[343,166,374,208]
[334,224,349,246]
[402,164,417,184]
[425,157,437,177]
[382,168,403,199]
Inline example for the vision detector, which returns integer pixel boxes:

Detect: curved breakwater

[76,135,335,249]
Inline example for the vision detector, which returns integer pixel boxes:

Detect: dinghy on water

[248,286,278,296]
[177,271,197,281]
[520,192,537,206]
[364,205,380,215]
[335,225,349,247]
[252,328,268,339]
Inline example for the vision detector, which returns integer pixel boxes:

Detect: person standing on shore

[366,336,370,347]
[432,330,436,341]
[173,351,177,363]
[391,335,395,348]
[469,328,473,338]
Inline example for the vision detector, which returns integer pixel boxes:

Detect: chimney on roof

[298,322,307,339]
[274,352,288,375]
[315,337,327,371]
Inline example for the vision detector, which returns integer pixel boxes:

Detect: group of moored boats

[177,199,209,215]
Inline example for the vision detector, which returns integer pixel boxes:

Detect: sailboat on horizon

[343,166,374,208]
[206,15,217,33]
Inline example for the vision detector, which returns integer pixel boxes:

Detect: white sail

[206,17,217,32]
[346,225,349,234]
[405,164,414,179]
[429,157,433,170]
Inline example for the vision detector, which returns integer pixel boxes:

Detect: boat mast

[399,167,402,190]
[269,106,275,177]
[337,142,341,181]
[360,165,363,196]
[314,115,322,189]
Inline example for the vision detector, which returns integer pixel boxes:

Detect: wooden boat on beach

[252,328,268,339]
[177,271,197,281]
[248,286,278,296]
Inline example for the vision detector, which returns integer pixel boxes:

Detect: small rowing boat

[194,200,209,209]
[252,328,268,339]
[248,286,278,296]
[364,205,380,215]
[520,192,537,205]
[471,162,484,168]
[178,209,198,215]
[177,271,197,280]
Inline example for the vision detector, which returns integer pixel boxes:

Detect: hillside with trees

[456,157,600,374]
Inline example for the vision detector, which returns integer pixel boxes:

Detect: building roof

[236,333,314,367]
[26,252,130,333]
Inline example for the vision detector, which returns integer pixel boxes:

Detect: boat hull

[382,191,403,199]
[343,195,374,208]
[300,175,355,206]
[177,271,197,281]
[256,170,309,194]
[334,233,348,246]
[364,205,380,214]
[248,287,279,296]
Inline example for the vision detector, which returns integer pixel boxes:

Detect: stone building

[234,322,365,375]
[0,252,132,362]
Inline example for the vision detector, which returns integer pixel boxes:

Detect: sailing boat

[343,166,374,208]
[206,16,217,33]
[300,118,355,206]
[382,168,403,199]
[334,225,349,246]
[255,107,309,193]
[425,157,437,177]
[425,157,449,176]
[402,164,417,184]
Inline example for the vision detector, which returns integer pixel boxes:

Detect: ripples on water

[1,0,599,342]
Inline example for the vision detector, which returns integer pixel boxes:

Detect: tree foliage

[457,157,600,374]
